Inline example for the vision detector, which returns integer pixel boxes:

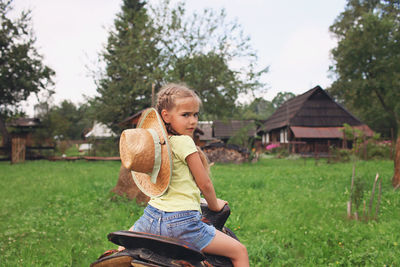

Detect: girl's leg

[202,229,249,267]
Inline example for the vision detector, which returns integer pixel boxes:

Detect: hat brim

[131,108,172,197]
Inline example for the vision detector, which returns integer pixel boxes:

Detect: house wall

[262,127,346,155]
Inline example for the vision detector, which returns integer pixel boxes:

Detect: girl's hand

[214,198,228,212]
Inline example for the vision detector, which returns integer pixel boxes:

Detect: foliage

[89,138,119,157]
[0,159,398,266]
[0,0,55,145]
[93,0,161,133]
[329,0,400,137]
[35,100,95,141]
[333,124,392,161]
[329,0,400,186]
[237,97,275,120]
[351,176,366,212]
[331,147,353,162]
[92,0,267,129]
[271,91,296,109]
[366,140,392,160]
[227,121,256,149]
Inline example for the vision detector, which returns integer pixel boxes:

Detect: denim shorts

[133,205,216,251]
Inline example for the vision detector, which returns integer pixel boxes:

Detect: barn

[258,86,374,155]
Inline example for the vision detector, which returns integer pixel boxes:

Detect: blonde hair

[156,83,201,114]
[156,83,210,174]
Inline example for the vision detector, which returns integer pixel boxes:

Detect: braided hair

[156,83,201,115]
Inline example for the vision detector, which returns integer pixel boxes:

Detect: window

[280,128,288,143]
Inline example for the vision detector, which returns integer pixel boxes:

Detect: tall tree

[0,0,55,146]
[93,0,267,128]
[152,1,267,120]
[329,0,400,187]
[93,0,162,133]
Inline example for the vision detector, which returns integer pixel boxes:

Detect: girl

[126,83,249,266]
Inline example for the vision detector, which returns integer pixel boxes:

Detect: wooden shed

[213,120,257,143]
[7,118,41,163]
[258,86,374,155]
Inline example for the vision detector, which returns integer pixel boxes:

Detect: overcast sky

[12,0,347,116]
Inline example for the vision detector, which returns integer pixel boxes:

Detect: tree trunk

[393,134,400,188]
[0,116,11,147]
[111,164,150,205]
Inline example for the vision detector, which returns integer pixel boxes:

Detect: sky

[11,0,348,116]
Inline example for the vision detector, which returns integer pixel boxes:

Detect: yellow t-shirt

[148,135,201,212]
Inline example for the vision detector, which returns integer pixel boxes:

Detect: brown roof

[213,120,256,138]
[119,109,145,127]
[7,118,40,128]
[262,86,363,132]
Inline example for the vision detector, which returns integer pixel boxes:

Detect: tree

[0,0,55,146]
[35,100,95,141]
[237,97,275,121]
[154,1,267,120]
[93,0,162,133]
[93,0,267,129]
[271,92,296,109]
[329,0,400,187]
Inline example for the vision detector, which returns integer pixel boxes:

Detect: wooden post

[11,134,26,164]
[347,163,356,219]
[363,135,367,160]
[368,173,379,219]
[151,83,156,107]
[390,128,394,160]
[343,130,346,149]
[327,140,331,163]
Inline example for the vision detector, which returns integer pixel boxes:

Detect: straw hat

[119,108,172,197]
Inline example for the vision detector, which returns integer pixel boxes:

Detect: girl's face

[161,97,199,136]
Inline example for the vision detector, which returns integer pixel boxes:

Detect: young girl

[125,83,249,266]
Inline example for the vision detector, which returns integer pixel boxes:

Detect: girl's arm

[186,152,227,212]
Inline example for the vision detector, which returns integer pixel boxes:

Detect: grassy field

[0,158,398,266]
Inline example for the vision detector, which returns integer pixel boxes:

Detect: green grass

[0,159,399,266]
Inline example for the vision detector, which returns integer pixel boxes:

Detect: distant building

[213,120,257,143]
[85,122,116,139]
[258,86,374,155]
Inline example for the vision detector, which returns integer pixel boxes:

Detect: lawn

[0,158,398,266]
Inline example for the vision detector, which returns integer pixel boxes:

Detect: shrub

[331,147,353,162]
[90,138,119,157]
[365,141,392,160]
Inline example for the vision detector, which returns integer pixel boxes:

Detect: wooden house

[258,86,374,155]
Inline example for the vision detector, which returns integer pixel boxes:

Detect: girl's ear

[161,109,170,123]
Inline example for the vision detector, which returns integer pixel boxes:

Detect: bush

[90,138,119,157]
[331,147,353,162]
[365,141,392,160]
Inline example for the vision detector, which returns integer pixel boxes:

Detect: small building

[85,122,116,139]
[6,118,42,163]
[258,86,374,155]
[213,120,257,143]
[195,121,218,146]
[119,110,144,129]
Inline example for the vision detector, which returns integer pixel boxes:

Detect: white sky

[11,0,347,116]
